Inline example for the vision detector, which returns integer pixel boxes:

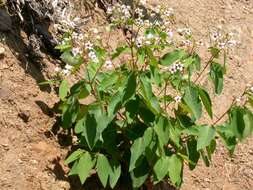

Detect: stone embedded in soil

[0,46,5,56]
[18,110,31,123]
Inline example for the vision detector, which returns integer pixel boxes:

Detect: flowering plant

[55,1,253,189]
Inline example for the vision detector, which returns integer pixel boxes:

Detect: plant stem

[193,55,214,84]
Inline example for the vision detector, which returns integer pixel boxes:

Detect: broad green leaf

[65,149,84,164]
[129,138,144,171]
[59,80,69,101]
[61,97,79,128]
[96,154,111,187]
[154,156,170,182]
[154,116,171,146]
[108,92,122,116]
[209,62,224,95]
[168,155,183,187]
[137,48,146,64]
[99,72,119,91]
[122,72,137,104]
[198,87,213,118]
[68,152,94,184]
[160,49,187,66]
[130,158,149,188]
[216,124,237,154]
[111,46,129,60]
[229,107,253,140]
[70,81,90,99]
[186,138,200,170]
[140,75,161,114]
[78,152,94,184]
[206,139,216,160]
[109,160,121,189]
[61,51,83,65]
[82,113,98,150]
[209,47,220,58]
[183,85,202,119]
[196,125,216,150]
[75,118,85,134]
[200,150,210,167]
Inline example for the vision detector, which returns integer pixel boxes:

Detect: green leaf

[216,124,237,154]
[109,160,121,189]
[140,75,161,114]
[122,72,137,104]
[154,156,170,182]
[160,49,187,66]
[198,87,213,118]
[99,72,119,91]
[206,139,216,160]
[229,107,253,140]
[69,152,94,184]
[61,51,83,65]
[129,138,144,171]
[186,138,200,170]
[130,158,149,188]
[59,80,69,101]
[82,113,98,150]
[209,62,224,95]
[154,116,171,146]
[111,46,129,60]
[183,85,202,119]
[96,154,111,187]
[209,47,220,58]
[65,149,84,165]
[168,155,183,187]
[196,125,216,150]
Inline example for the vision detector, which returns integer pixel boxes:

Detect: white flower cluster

[85,41,99,63]
[55,64,73,76]
[136,33,160,48]
[168,62,184,74]
[177,28,192,36]
[210,29,237,49]
[107,3,132,22]
[174,95,182,103]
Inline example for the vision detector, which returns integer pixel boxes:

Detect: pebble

[0,46,5,55]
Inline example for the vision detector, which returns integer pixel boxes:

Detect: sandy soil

[0,0,253,190]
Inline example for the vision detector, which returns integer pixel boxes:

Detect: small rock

[31,159,38,165]
[17,158,23,164]
[18,110,31,123]
[0,47,4,55]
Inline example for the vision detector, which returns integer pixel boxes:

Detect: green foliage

[55,2,253,189]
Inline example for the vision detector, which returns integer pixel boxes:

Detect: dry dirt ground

[0,0,253,190]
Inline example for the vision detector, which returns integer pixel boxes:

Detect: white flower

[72,47,81,57]
[182,40,192,46]
[145,40,151,45]
[166,29,173,38]
[136,18,144,25]
[169,65,177,74]
[65,64,73,70]
[62,69,71,76]
[227,40,237,47]
[107,7,113,14]
[146,33,154,39]
[54,67,61,72]
[250,87,253,93]
[175,62,184,72]
[139,0,147,5]
[211,31,221,41]
[136,37,144,48]
[174,95,182,103]
[164,8,174,17]
[218,42,226,49]
[177,28,191,36]
[92,28,99,34]
[105,60,113,69]
[88,51,99,63]
[135,8,144,18]
[85,41,94,50]
[236,97,242,103]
